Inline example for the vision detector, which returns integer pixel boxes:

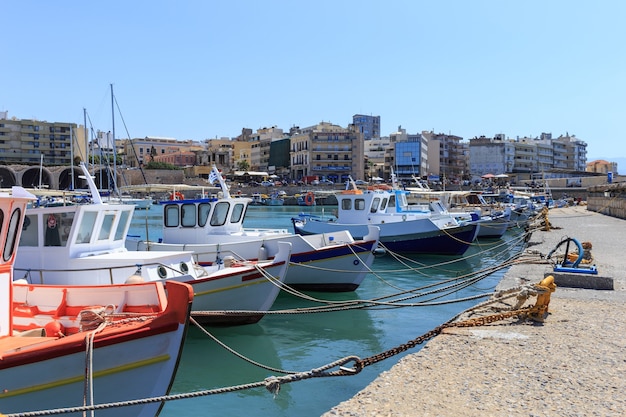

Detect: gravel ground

[324,206,626,417]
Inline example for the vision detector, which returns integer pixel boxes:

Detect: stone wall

[587,182,626,220]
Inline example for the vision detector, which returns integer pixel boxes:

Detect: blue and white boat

[292,185,477,256]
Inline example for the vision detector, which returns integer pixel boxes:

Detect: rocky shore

[323,206,626,417]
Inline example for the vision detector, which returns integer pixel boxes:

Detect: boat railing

[14,261,192,285]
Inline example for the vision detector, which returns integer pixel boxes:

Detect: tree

[237,160,250,171]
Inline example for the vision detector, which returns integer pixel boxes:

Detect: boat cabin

[19,204,135,258]
[160,197,253,244]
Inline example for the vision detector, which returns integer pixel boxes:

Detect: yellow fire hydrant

[529,275,556,321]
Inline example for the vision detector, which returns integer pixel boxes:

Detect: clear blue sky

[2,1,624,169]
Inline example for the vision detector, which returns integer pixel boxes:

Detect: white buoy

[223,256,235,267]
[126,274,144,284]
[258,244,268,261]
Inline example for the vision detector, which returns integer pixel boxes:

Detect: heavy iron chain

[342,306,539,373]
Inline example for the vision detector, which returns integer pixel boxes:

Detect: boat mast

[110,83,118,196]
[38,154,43,188]
[83,108,88,172]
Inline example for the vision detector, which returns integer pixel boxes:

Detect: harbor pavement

[323,205,626,417]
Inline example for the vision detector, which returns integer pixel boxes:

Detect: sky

[1,1,624,171]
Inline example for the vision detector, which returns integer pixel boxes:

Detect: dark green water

[130,205,526,417]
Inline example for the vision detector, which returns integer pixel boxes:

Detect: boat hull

[128,227,380,292]
[2,280,192,417]
[294,219,476,256]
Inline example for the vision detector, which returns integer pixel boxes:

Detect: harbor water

[129,205,526,417]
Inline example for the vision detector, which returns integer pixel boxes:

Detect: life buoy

[169,191,184,201]
[47,214,57,229]
[304,192,315,206]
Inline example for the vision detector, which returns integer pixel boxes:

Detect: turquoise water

[130,205,526,417]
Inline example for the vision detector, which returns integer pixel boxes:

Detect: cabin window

[230,203,245,223]
[355,198,366,210]
[389,195,396,208]
[0,209,4,253]
[210,202,229,226]
[19,214,39,247]
[43,214,63,246]
[181,204,196,227]
[380,198,388,210]
[164,205,179,227]
[58,212,74,245]
[98,214,115,240]
[4,208,19,261]
[114,210,131,241]
[75,211,97,244]
[198,203,212,227]
[370,197,381,213]
[341,198,352,210]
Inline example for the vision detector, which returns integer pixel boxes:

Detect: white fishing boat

[15,163,291,325]
[292,180,477,256]
[1,186,194,417]
[405,187,510,239]
[126,166,379,292]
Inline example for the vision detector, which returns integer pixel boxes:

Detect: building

[587,159,618,175]
[153,149,196,167]
[468,135,512,177]
[122,137,200,167]
[249,126,285,172]
[382,127,432,182]
[352,114,380,140]
[469,133,589,182]
[0,112,85,166]
[364,137,392,181]
[197,138,233,172]
[290,122,364,183]
[422,131,467,182]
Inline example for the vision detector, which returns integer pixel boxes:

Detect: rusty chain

[340,305,544,374]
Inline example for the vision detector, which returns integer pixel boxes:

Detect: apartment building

[352,114,380,140]
[469,133,588,179]
[421,131,467,182]
[0,112,86,165]
[364,136,392,180]
[290,121,364,183]
[249,126,285,172]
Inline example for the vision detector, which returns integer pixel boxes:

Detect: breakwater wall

[587,182,626,220]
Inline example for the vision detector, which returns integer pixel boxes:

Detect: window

[98,214,115,240]
[370,197,381,213]
[114,210,131,240]
[210,202,229,226]
[231,203,245,223]
[181,204,196,227]
[19,214,38,246]
[341,198,352,210]
[164,205,179,227]
[355,198,366,210]
[76,212,97,244]
[198,203,212,227]
[5,208,19,261]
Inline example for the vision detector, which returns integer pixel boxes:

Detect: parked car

[261,180,275,187]
[319,179,334,185]
[354,180,368,185]
[311,180,320,186]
